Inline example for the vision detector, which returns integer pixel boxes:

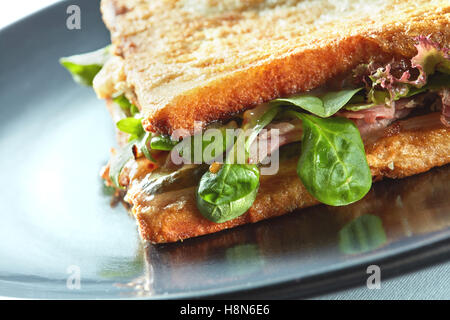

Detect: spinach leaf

[113,95,139,116]
[136,131,154,162]
[343,103,376,111]
[173,123,237,164]
[150,135,178,151]
[116,117,145,141]
[197,164,260,223]
[197,105,281,223]
[60,46,111,86]
[196,105,280,222]
[291,112,372,206]
[273,88,362,117]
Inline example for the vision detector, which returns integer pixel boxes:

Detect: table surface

[2,0,449,300]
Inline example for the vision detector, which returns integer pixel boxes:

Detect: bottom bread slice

[125,113,450,243]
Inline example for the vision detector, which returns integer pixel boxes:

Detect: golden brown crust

[126,113,450,243]
[100,0,450,135]
[366,115,450,179]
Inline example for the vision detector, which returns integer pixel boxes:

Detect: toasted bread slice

[124,113,450,243]
[100,0,450,135]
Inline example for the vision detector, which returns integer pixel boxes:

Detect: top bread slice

[100,0,450,135]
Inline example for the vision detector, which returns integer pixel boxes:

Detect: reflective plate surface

[0,0,449,299]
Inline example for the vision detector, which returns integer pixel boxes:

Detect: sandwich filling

[61,36,450,225]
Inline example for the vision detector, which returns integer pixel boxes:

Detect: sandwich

[61,0,450,244]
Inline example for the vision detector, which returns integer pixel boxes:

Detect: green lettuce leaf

[60,46,111,86]
[113,95,139,116]
[150,135,178,151]
[289,112,372,206]
[272,88,363,118]
[116,117,145,141]
[197,164,260,223]
[411,36,450,76]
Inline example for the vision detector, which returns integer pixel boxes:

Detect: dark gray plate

[0,0,449,299]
